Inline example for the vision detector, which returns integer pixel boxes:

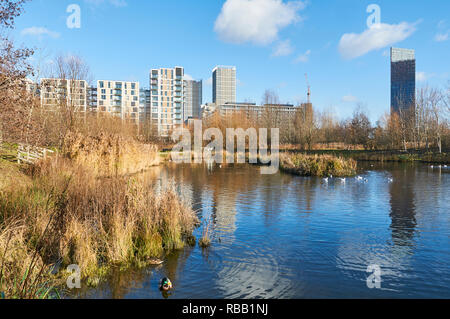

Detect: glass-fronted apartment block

[391,47,416,114]
[40,78,87,112]
[150,67,185,137]
[139,88,151,123]
[97,80,140,122]
[212,66,236,107]
[87,87,97,112]
[184,80,202,121]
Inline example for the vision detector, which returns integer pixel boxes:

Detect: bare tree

[294,103,316,150]
[348,104,373,150]
[0,0,35,144]
[445,82,450,114]
[40,54,91,146]
[427,88,445,153]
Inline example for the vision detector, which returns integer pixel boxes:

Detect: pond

[76,162,450,299]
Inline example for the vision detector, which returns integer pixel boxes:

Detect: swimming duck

[147,258,164,265]
[159,277,173,291]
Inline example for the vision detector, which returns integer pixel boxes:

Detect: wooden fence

[17,144,55,164]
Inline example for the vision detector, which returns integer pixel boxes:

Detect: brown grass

[62,131,160,176]
[0,134,196,298]
[280,153,357,177]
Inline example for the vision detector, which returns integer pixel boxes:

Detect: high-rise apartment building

[40,78,87,112]
[97,80,140,122]
[87,87,97,112]
[139,88,151,123]
[184,80,202,121]
[391,47,416,114]
[212,66,236,107]
[150,67,185,137]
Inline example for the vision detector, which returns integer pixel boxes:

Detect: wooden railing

[17,144,55,164]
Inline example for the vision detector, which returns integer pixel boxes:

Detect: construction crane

[305,73,311,104]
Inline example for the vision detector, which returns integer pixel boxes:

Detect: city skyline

[12,0,450,122]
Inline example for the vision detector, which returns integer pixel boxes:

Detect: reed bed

[280,153,357,177]
[62,131,160,176]
[0,134,196,299]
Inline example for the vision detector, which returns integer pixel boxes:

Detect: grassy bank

[0,135,197,299]
[296,150,450,165]
[280,153,357,177]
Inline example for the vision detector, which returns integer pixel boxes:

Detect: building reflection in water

[389,165,417,249]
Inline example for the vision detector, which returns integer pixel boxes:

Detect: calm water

[79,162,450,299]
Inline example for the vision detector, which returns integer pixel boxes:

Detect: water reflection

[389,166,417,248]
[83,163,449,299]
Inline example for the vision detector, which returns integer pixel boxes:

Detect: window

[101,95,106,99]
[99,81,104,88]
[131,83,136,90]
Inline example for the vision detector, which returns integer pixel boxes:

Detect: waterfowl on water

[159,277,173,291]
[338,178,346,183]
[147,258,164,265]
[388,178,394,183]
[322,177,329,183]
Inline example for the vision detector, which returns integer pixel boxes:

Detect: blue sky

[10,0,450,122]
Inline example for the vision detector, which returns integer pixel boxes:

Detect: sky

[9,0,450,122]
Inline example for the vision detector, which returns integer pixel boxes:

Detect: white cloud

[416,72,436,82]
[21,27,60,39]
[184,74,194,81]
[434,19,449,42]
[272,39,294,57]
[416,72,427,82]
[214,0,306,46]
[338,22,417,60]
[294,49,311,63]
[341,95,359,103]
[434,32,449,42]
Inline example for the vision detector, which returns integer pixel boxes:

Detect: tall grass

[199,217,213,248]
[62,131,160,176]
[280,153,357,177]
[0,134,196,298]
